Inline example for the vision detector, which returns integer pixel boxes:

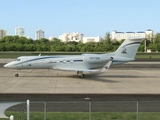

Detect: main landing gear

[77,71,84,78]
[15,74,19,77]
[15,71,19,77]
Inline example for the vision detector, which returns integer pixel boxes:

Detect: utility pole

[144,39,147,52]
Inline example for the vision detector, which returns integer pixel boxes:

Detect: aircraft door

[22,58,28,68]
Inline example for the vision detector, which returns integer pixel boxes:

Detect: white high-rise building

[35,29,44,40]
[15,27,25,36]
[0,29,7,39]
[111,29,154,41]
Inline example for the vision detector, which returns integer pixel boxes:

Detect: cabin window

[82,56,85,61]
[49,60,52,63]
[70,60,74,63]
[63,60,67,64]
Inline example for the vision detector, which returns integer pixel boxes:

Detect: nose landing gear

[15,71,19,77]
[77,71,84,78]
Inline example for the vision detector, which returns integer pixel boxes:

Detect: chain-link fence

[2,101,160,120]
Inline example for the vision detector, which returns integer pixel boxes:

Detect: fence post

[137,101,139,120]
[10,115,14,120]
[27,100,30,120]
[44,102,46,120]
[89,101,92,120]
[85,97,91,120]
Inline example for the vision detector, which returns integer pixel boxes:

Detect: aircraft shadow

[1,73,157,79]
[98,75,158,78]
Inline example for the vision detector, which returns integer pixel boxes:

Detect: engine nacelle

[82,54,106,63]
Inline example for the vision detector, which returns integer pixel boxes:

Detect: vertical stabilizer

[115,38,144,58]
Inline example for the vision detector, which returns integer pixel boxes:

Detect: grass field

[1,52,160,59]
[0,111,160,120]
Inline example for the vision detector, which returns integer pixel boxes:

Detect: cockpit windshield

[14,58,21,61]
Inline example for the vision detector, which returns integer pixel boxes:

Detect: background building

[59,32,83,42]
[0,29,7,39]
[83,36,102,43]
[36,29,44,40]
[111,29,154,41]
[48,36,56,41]
[15,27,25,36]
[59,32,102,43]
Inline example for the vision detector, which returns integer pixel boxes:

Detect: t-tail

[114,37,144,59]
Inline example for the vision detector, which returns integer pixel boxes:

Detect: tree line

[0,33,160,52]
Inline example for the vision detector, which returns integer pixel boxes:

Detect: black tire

[80,74,84,78]
[15,74,19,77]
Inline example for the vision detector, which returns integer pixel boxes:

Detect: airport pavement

[0,61,160,94]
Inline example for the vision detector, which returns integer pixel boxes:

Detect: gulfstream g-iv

[4,37,144,78]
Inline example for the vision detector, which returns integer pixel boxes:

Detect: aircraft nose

[4,63,10,68]
[4,64,8,68]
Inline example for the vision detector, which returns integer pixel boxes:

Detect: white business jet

[4,37,144,78]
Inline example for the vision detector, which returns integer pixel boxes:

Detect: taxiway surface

[0,59,160,94]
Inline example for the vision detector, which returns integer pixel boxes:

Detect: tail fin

[115,37,144,58]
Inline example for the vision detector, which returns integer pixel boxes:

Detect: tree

[0,43,6,51]
[104,32,111,44]
[77,42,84,52]
[138,44,144,52]
[148,43,156,52]
[1,33,160,52]
[156,43,160,52]
[154,33,160,44]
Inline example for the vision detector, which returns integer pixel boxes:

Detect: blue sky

[1,0,160,39]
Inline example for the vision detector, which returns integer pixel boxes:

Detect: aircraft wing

[53,59,113,73]
[53,67,100,72]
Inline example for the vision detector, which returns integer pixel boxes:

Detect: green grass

[1,112,160,120]
[135,55,160,58]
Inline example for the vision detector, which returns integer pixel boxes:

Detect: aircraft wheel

[79,74,84,78]
[15,74,19,77]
